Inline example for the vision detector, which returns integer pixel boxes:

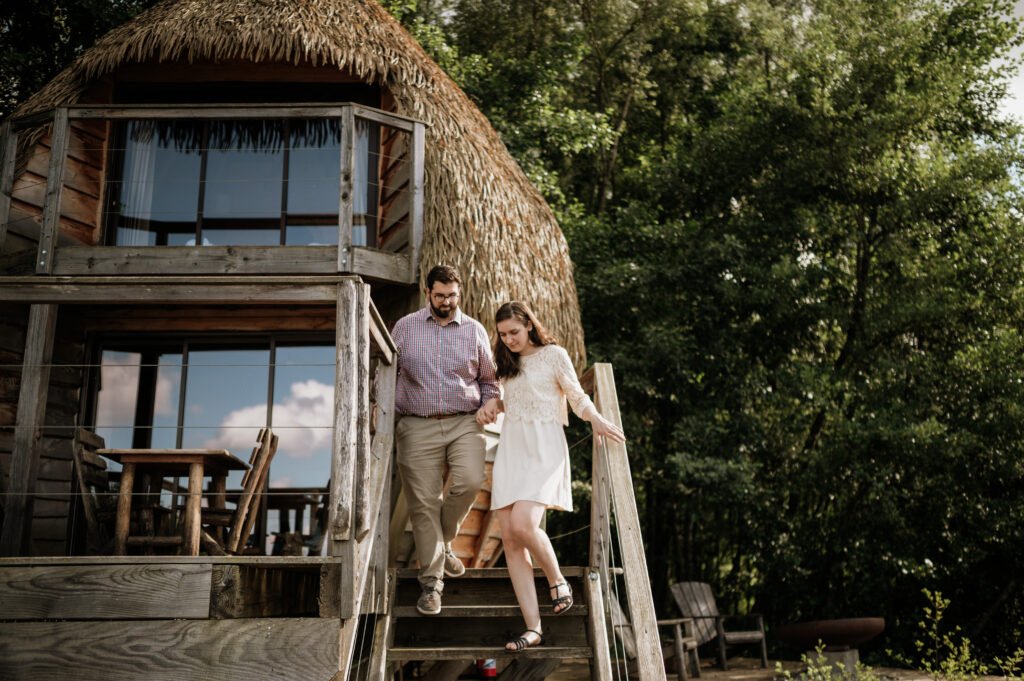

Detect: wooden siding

[0,305,86,556]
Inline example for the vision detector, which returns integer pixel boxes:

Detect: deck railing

[0,103,425,285]
[583,363,666,680]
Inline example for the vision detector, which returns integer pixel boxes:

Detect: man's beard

[430,302,456,318]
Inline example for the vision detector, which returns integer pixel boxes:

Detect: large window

[106,118,379,247]
[92,338,335,491]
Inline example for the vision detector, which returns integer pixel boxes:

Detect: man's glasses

[431,292,460,303]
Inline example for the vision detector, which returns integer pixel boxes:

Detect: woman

[476,301,625,652]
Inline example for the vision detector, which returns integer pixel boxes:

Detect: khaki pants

[395,414,486,590]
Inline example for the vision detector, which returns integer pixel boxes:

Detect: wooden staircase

[384,568,596,662]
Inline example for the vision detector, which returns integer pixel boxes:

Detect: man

[391,264,499,615]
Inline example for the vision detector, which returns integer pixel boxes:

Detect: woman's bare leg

[498,505,543,649]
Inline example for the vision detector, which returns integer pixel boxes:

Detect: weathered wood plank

[0,563,212,620]
[408,122,426,283]
[365,570,397,681]
[0,280,341,304]
[593,364,664,681]
[388,647,591,661]
[353,282,372,541]
[0,555,339,567]
[585,568,614,681]
[330,281,359,543]
[350,246,412,284]
[66,104,349,120]
[0,618,341,681]
[36,109,70,274]
[53,246,341,276]
[0,123,17,252]
[0,304,57,556]
[337,107,356,272]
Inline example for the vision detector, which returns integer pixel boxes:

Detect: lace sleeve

[552,346,596,421]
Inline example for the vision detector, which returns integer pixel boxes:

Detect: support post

[353,281,372,540]
[337,106,356,272]
[330,280,359,545]
[0,303,58,555]
[408,121,425,284]
[36,108,70,274]
[0,122,19,252]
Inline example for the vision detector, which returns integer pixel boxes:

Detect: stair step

[396,567,588,580]
[388,646,593,661]
[395,574,587,607]
[392,604,588,618]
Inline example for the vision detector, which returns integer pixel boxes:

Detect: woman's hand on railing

[591,413,626,443]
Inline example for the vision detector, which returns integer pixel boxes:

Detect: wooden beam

[368,296,396,365]
[584,568,613,681]
[0,618,341,681]
[365,570,396,681]
[0,555,341,567]
[353,282,372,541]
[408,122,426,284]
[350,246,412,285]
[0,123,18,253]
[67,104,349,120]
[592,363,665,681]
[0,277,345,304]
[36,108,70,274]
[337,106,356,272]
[329,280,359,543]
[53,246,340,276]
[0,304,57,556]
[351,105,417,132]
[0,563,211,619]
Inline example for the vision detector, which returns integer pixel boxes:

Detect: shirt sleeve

[553,346,596,420]
[476,323,500,404]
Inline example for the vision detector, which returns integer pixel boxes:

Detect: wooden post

[0,303,58,556]
[36,108,70,275]
[330,280,359,545]
[337,106,356,272]
[182,462,203,556]
[585,567,614,681]
[0,122,19,252]
[113,463,136,555]
[353,282,372,540]
[592,363,665,681]
[408,121,426,284]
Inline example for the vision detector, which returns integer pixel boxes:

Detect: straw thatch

[10,0,586,367]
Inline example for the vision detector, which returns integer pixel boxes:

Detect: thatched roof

[12,0,586,366]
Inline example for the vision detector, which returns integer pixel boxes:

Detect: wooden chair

[71,429,115,554]
[200,428,278,555]
[670,581,768,670]
[610,596,701,680]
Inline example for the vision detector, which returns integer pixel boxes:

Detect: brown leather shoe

[443,544,466,577]
[417,586,442,615]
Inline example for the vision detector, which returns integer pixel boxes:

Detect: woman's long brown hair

[494,301,557,379]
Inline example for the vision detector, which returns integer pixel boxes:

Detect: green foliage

[777,644,882,681]
[891,590,1024,681]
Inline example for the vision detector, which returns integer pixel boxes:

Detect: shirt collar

[421,305,463,325]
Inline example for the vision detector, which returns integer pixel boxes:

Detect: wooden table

[97,448,250,556]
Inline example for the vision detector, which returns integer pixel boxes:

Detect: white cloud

[203,379,334,459]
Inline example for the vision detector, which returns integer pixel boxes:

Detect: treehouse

[0,2,663,680]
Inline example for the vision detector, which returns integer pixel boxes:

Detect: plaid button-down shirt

[392,306,500,417]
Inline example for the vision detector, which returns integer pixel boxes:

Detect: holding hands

[476,397,502,426]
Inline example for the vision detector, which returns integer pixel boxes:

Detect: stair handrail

[583,362,665,680]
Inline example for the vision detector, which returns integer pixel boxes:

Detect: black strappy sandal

[506,629,544,652]
[550,581,574,615]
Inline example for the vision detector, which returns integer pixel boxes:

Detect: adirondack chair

[610,596,702,680]
[670,581,768,671]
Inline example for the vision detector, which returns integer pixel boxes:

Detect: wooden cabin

[0,2,664,680]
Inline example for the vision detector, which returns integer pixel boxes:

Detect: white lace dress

[491,344,596,512]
